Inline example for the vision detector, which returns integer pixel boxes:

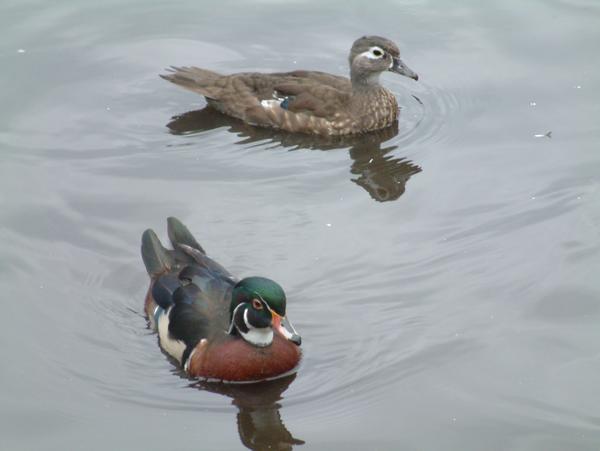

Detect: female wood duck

[161,36,418,135]
[141,217,302,382]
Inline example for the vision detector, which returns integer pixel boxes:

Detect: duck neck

[351,71,383,93]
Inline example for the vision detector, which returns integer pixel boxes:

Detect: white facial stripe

[241,308,274,347]
[267,305,278,318]
[227,303,244,334]
[243,308,251,330]
[360,46,385,60]
[242,310,273,346]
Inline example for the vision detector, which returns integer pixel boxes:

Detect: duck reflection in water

[166,107,421,203]
[191,374,304,450]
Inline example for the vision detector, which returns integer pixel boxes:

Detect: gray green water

[1,0,600,450]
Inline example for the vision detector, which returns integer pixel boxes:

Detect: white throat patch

[240,309,273,347]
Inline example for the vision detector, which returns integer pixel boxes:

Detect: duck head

[229,277,302,348]
[349,35,418,86]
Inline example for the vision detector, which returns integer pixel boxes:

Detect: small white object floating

[17,49,26,53]
[534,131,552,138]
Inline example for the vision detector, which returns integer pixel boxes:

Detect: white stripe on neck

[240,309,273,347]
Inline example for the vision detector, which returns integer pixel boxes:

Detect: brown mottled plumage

[161,36,418,135]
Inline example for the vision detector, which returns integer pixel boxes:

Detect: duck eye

[251,299,263,310]
[372,49,383,57]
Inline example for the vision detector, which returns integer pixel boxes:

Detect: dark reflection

[348,138,421,202]
[167,108,421,202]
[190,374,304,450]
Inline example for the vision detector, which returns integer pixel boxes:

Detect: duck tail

[167,217,205,254]
[160,66,223,98]
[141,228,175,277]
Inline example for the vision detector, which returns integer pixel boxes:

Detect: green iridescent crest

[230,277,287,318]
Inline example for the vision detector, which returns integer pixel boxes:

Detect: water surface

[1,0,600,450]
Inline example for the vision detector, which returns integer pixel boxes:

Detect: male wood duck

[161,35,418,135]
[141,217,302,382]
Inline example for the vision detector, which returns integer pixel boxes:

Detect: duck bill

[391,57,418,81]
[272,314,302,346]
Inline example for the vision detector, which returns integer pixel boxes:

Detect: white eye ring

[357,47,386,60]
[369,47,385,59]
